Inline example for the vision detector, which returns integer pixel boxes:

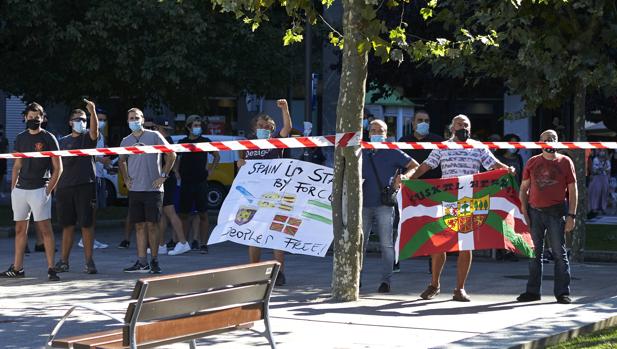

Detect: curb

[514,313,617,349]
[3,224,617,262]
[0,219,125,239]
[584,250,617,262]
[438,296,617,349]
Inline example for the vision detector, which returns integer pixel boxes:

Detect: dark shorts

[179,181,208,214]
[163,175,177,207]
[96,177,107,209]
[129,191,163,224]
[56,183,96,228]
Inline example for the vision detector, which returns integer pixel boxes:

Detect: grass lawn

[548,326,617,349]
[585,224,617,251]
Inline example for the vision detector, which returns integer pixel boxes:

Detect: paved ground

[1,228,616,349]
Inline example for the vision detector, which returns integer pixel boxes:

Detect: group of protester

[0,101,221,280]
[362,111,577,304]
[0,101,579,304]
[0,99,294,286]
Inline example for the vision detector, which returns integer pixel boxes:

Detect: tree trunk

[571,79,587,262]
[331,0,368,302]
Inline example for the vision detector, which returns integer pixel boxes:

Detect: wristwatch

[567,213,576,219]
[161,172,167,178]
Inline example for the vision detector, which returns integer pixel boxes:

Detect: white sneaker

[94,240,109,249]
[81,239,109,249]
[168,242,190,256]
[158,245,168,255]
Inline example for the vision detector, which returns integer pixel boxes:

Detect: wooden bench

[47,261,280,349]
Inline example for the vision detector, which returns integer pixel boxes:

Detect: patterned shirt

[424,140,497,178]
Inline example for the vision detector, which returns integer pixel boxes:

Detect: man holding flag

[410,114,515,302]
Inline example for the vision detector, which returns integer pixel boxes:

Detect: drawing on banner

[443,196,489,233]
[209,159,334,257]
[269,214,302,236]
[235,206,258,225]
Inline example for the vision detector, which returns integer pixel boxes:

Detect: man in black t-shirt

[398,111,445,179]
[53,100,100,275]
[174,115,220,253]
[397,111,445,274]
[0,102,63,281]
[0,128,8,194]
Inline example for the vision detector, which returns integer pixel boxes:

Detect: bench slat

[126,283,268,322]
[122,303,263,347]
[52,329,122,348]
[51,262,279,349]
[74,338,123,349]
[131,261,278,299]
[93,341,125,349]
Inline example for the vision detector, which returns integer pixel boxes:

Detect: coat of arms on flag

[396,169,534,260]
[443,196,490,233]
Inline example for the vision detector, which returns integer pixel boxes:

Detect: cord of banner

[0,132,616,159]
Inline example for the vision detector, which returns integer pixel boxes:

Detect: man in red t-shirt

[517,129,577,304]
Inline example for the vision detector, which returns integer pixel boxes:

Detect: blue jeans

[362,205,394,284]
[526,207,571,297]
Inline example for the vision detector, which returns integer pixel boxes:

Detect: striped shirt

[424,140,497,178]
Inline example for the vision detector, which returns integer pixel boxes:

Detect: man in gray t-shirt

[119,108,176,274]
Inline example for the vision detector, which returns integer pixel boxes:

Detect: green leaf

[389,26,406,44]
[386,0,399,8]
[283,28,303,46]
[328,32,344,49]
[420,7,433,20]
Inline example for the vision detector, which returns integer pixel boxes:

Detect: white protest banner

[208,159,334,257]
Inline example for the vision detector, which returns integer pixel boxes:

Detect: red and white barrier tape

[362,140,617,150]
[0,133,359,159]
[0,132,615,159]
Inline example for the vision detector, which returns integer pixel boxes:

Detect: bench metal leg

[263,315,277,349]
[188,339,197,349]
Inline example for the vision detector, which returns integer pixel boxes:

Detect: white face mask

[72,120,86,134]
[129,121,142,132]
[303,121,312,136]
[415,122,429,136]
[98,120,106,129]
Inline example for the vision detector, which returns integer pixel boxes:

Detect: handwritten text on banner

[209,159,334,257]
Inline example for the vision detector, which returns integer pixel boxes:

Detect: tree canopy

[0,0,304,113]
[429,0,617,115]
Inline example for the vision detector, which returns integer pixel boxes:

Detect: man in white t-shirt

[411,114,514,302]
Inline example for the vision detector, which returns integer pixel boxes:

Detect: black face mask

[26,119,41,130]
[455,128,469,142]
[543,139,557,153]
